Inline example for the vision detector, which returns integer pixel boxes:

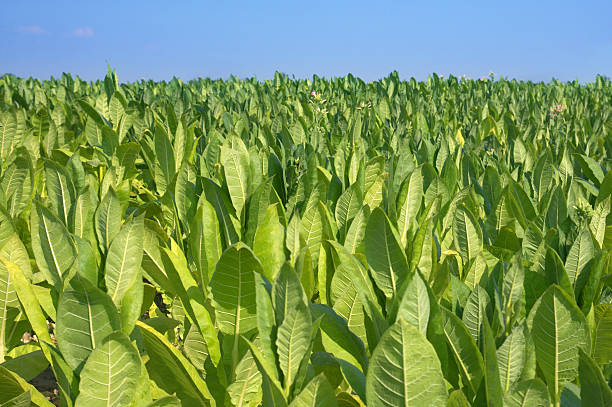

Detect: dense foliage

[0,68,612,406]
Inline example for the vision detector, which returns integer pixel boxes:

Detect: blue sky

[1,1,611,83]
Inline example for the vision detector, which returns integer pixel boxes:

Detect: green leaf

[0,365,54,407]
[182,324,208,369]
[0,112,17,163]
[394,272,430,335]
[254,205,285,281]
[590,196,610,247]
[462,285,490,347]
[289,374,338,407]
[254,273,278,379]
[1,349,49,382]
[273,264,308,326]
[244,337,287,407]
[396,169,423,247]
[578,349,612,407]
[40,341,79,406]
[564,228,595,287]
[161,244,221,366]
[503,379,550,407]
[30,202,77,288]
[75,331,140,407]
[496,325,526,393]
[227,346,262,407]
[1,258,53,347]
[209,242,262,335]
[95,188,122,252]
[364,207,408,298]
[119,269,143,335]
[137,321,216,406]
[146,396,181,407]
[593,304,612,365]
[365,318,447,407]
[0,233,31,361]
[344,206,369,254]
[300,203,325,268]
[311,304,368,372]
[527,285,590,402]
[441,307,484,395]
[276,302,312,394]
[335,184,362,241]
[545,247,573,297]
[189,199,222,288]
[221,144,251,218]
[55,278,121,372]
[481,318,503,407]
[105,215,144,306]
[453,204,483,264]
[44,160,76,228]
[154,123,176,189]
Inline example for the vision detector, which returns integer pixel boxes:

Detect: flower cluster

[549,104,567,118]
[309,91,328,113]
[356,100,372,110]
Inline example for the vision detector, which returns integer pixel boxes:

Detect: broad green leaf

[273,264,308,326]
[496,325,526,393]
[154,123,176,189]
[276,302,312,393]
[227,346,262,407]
[335,184,362,241]
[311,304,368,372]
[503,379,550,407]
[481,318,503,407]
[244,337,288,407]
[55,279,121,372]
[462,285,490,346]
[364,207,408,298]
[44,160,76,228]
[564,228,595,286]
[182,323,208,369]
[0,365,54,407]
[0,233,31,361]
[396,169,423,247]
[590,196,610,247]
[1,349,48,382]
[441,307,484,395]
[527,285,590,401]
[75,331,140,407]
[189,198,223,287]
[453,204,483,264]
[209,242,262,335]
[300,202,325,268]
[289,374,338,407]
[137,321,216,406]
[394,272,430,335]
[30,202,77,288]
[1,258,53,349]
[254,205,285,281]
[202,178,240,246]
[105,215,144,305]
[254,273,278,379]
[161,244,221,365]
[593,304,612,365]
[344,205,369,254]
[221,144,251,218]
[95,188,122,251]
[365,318,447,407]
[578,349,612,407]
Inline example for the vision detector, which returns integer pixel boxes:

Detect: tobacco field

[0,69,612,406]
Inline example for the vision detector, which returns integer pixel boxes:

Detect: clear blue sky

[2,1,611,83]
